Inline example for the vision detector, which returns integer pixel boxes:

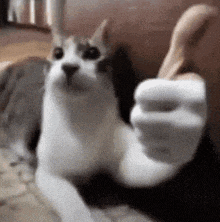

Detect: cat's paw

[130,79,207,165]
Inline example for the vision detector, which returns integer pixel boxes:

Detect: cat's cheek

[81,61,97,77]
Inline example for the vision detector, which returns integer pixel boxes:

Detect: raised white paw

[130,79,207,165]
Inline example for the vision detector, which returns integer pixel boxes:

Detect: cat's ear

[52,33,64,48]
[90,19,112,45]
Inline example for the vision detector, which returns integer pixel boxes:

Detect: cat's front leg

[118,79,207,187]
[131,79,207,165]
[35,166,94,222]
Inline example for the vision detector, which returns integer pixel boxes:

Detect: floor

[0,26,51,63]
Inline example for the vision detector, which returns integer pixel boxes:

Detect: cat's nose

[62,64,79,77]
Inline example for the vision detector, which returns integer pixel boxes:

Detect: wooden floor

[0,26,51,63]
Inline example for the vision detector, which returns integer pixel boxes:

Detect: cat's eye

[53,47,64,60]
[83,47,100,60]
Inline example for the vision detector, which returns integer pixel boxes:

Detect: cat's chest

[37,94,118,175]
[38,110,108,171]
[38,128,104,175]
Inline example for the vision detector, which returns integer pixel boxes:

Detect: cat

[0,3,211,221]
[0,14,208,222]
[0,40,136,167]
[0,57,50,165]
[35,20,185,222]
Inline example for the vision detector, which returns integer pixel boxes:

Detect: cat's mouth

[65,78,90,94]
[54,71,96,95]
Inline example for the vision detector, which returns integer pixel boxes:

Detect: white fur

[131,79,207,164]
[36,88,178,221]
[36,37,122,221]
[36,37,206,221]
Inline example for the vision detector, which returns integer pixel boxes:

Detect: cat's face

[46,20,114,99]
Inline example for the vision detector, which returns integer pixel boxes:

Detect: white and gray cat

[0,12,207,222]
[0,57,50,165]
[0,20,178,221]
[35,19,206,222]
